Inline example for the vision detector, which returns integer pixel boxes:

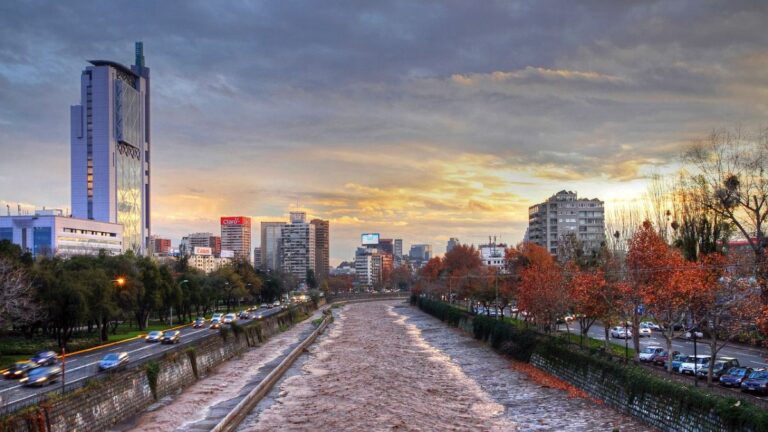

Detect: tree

[443,244,482,304]
[306,269,318,289]
[570,268,609,348]
[624,220,696,363]
[684,128,768,304]
[517,244,569,332]
[694,253,762,384]
[0,258,40,332]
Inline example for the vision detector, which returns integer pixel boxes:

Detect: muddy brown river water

[238,301,652,432]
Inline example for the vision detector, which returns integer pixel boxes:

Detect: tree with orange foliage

[627,220,694,363]
[442,244,482,304]
[570,268,610,348]
[694,253,762,384]
[517,243,569,332]
[416,257,444,299]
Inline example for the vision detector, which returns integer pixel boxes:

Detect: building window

[33,227,52,256]
[0,227,12,242]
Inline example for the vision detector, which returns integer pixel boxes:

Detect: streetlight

[113,277,126,287]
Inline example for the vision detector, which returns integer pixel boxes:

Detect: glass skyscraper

[70,42,151,254]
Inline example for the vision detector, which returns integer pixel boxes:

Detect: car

[161,330,181,344]
[260,303,270,309]
[193,317,206,328]
[212,313,223,322]
[640,321,661,331]
[145,331,164,342]
[239,311,251,320]
[696,357,739,379]
[30,351,58,366]
[610,326,632,339]
[20,366,61,387]
[639,346,665,362]
[741,369,768,394]
[680,355,710,375]
[209,318,222,329]
[683,327,704,340]
[2,360,39,379]
[638,327,652,337]
[98,352,129,371]
[272,301,281,308]
[669,353,688,372]
[719,367,753,387]
[653,350,680,367]
[222,313,236,324]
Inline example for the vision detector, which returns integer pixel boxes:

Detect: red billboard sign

[220,216,250,227]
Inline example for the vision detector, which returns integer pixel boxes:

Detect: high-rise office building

[446,237,460,253]
[260,221,285,271]
[71,42,151,254]
[221,216,252,261]
[311,219,330,282]
[409,244,432,263]
[281,212,315,285]
[393,239,403,259]
[527,190,605,256]
[180,232,221,257]
[253,246,261,269]
[151,236,171,255]
[377,238,394,255]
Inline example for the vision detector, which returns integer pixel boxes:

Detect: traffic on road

[0,303,291,412]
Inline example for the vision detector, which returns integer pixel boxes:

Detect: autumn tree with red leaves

[570,268,610,347]
[517,244,570,332]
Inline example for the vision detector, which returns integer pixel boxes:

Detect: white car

[638,327,652,337]
[638,346,664,362]
[212,313,223,321]
[640,321,661,331]
[610,326,632,339]
[222,313,236,324]
[680,355,711,375]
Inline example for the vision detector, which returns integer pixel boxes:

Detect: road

[0,305,287,412]
[557,320,768,369]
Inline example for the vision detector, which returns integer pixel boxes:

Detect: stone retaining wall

[0,303,316,432]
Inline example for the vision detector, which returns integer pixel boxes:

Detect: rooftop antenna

[17,204,21,216]
[5,204,9,216]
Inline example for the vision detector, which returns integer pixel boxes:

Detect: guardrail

[210,310,334,432]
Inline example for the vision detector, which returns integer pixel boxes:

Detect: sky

[2,1,768,265]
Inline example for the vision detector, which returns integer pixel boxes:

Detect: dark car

[2,361,39,379]
[239,311,251,320]
[670,353,688,372]
[741,369,768,394]
[20,366,62,387]
[161,330,181,344]
[145,331,164,343]
[30,351,58,366]
[720,367,753,387]
[98,352,129,371]
[209,318,221,329]
[696,357,739,379]
[653,350,680,367]
[193,317,206,328]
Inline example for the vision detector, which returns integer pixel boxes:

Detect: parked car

[670,353,688,372]
[719,367,753,387]
[680,355,711,375]
[640,321,661,331]
[653,350,680,367]
[2,360,39,379]
[741,369,768,394]
[610,326,632,339]
[161,330,181,344]
[20,366,61,387]
[30,351,58,366]
[98,352,129,371]
[209,318,222,329]
[193,317,206,328]
[639,346,665,362]
[222,313,236,324]
[638,327,653,338]
[696,357,739,379]
[683,327,704,340]
[145,331,164,343]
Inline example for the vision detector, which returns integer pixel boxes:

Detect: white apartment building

[281,212,315,284]
[527,190,605,256]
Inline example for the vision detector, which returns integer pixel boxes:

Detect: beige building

[527,190,605,256]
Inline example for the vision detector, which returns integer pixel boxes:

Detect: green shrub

[145,361,160,400]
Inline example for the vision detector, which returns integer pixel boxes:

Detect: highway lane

[0,305,288,410]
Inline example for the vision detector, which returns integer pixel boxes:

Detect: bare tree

[0,258,40,330]
[684,127,768,304]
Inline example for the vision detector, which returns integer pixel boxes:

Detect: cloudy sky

[1,1,768,264]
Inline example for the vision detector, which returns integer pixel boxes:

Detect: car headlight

[36,377,47,383]
[20,377,28,383]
